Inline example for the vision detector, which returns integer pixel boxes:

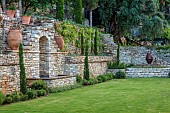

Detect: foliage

[84,44,90,80]
[20,95,28,101]
[107,62,127,69]
[0,91,5,105]
[31,80,48,93]
[19,43,27,94]
[49,84,83,93]
[56,0,64,21]
[22,0,52,14]
[114,71,126,79]
[162,28,170,40]
[98,0,168,38]
[6,5,16,10]
[116,42,120,65]
[27,90,37,99]
[156,44,170,50]
[168,72,170,78]
[94,29,99,55]
[36,90,47,97]
[76,75,83,83]
[74,0,82,24]
[4,96,13,104]
[83,73,114,85]
[54,21,103,54]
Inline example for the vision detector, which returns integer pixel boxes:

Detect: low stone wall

[107,68,170,78]
[126,68,170,78]
[27,76,76,88]
[64,56,113,78]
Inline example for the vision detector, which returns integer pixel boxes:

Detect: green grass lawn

[1,78,170,113]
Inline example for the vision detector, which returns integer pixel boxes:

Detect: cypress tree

[94,29,98,55]
[81,29,84,55]
[19,43,27,94]
[116,42,120,66]
[56,0,64,21]
[84,44,89,80]
[74,0,82,24]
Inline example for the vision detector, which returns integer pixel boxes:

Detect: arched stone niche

[39,36,50,78]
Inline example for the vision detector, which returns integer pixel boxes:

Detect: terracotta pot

[54,36,64,50]
[146,52,153,64]
[7,29,22,50]
[6,10,15,18]
[21,16,31,24]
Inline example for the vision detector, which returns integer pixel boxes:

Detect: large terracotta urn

[54,36,64,50]
[6,10,15,18]
[21,16,31,24]
[7,29,22,50]
[146,52,153,64]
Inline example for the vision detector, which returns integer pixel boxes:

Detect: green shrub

[49,84,82,93]
[31,80,48,91]
[105,73,114,80]
[83,79,90,85]
[168,72,170,78]
[96,76,103,83]
[37,90,46,97]
[76,75,83,83]
[0,91,5,105]
[27,90,37,99]
[10,92,23,102]
[115,71,126,79]
[20,95,28,101]
[4,96,13,104]
[107,62,127,69]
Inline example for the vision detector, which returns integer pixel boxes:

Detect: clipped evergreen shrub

[20,95,28,101]
[84,44,90,80]
[19,43,27,94]
[0,91,5,105]
[115,71,126,79]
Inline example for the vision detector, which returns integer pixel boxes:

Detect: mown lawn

[1,78,170,113]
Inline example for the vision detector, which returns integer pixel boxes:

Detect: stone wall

[64,56,113,78]
[107,68,170,78]
[126,68,170,78]
[0,53,20,94]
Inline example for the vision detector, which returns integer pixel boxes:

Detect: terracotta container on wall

[146,52,153,64]
[54,36,64,50]
[21,16,31,24]
[6,10,15,18]
[7,29,22,50]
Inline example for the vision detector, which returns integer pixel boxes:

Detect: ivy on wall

[54,21,103,55]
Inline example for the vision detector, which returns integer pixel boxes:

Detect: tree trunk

[90,10,92,27]
[19,0,22,16]
[2,0,6,12]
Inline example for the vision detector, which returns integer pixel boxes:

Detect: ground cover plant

[1,78,170,113]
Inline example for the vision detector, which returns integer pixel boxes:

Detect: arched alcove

[39,36,50,78]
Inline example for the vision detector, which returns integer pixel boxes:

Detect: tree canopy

[99,0,169,38]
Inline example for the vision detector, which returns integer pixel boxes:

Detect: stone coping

[26,75,76,80]
[4,50,68,54]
